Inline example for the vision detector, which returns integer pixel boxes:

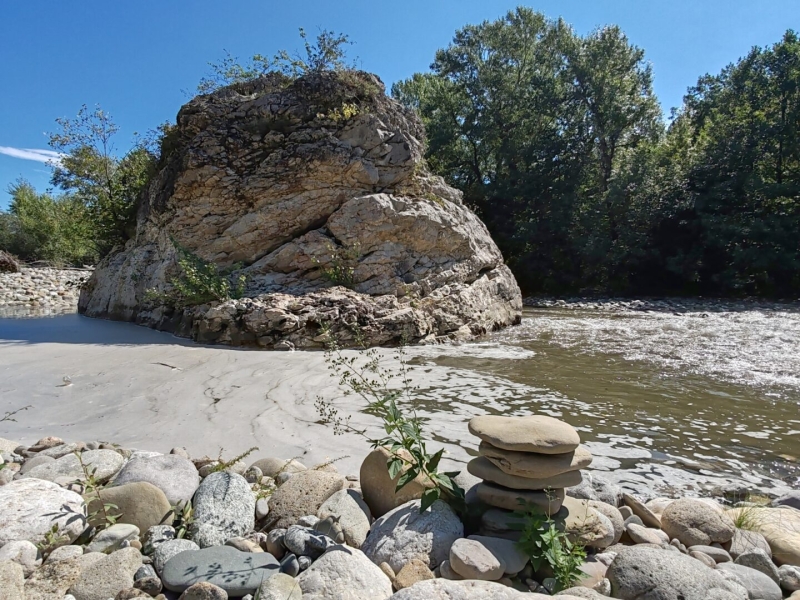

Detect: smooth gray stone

[717,562,782,600]
[279,552,300,577]
[161,545,280,595]
[112,454,199,505]
[189,471,255,548]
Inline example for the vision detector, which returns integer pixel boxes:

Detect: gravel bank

[0,267,91,317]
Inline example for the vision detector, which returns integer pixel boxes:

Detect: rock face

[0,250,20,273]
[78,70,521,347]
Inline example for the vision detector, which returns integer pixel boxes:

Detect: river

[1,300,798,498]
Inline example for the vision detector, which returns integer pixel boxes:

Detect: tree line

[394,9,800,297]
[3,13,798,297]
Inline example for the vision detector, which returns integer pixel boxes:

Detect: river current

[1,300,798,497]
[403,303,800,497]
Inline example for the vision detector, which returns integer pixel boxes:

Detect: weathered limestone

[78,70,522,348]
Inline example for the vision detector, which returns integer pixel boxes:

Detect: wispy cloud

[0,146,64,166]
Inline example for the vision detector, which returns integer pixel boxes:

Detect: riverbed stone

[68,547,143,600]
[394,558,434,589]
[468,415,580,454]
[773,491,800,510]
[622,493,662,528]
[0,478,86,547]
[255,572,302,600]
[726,506,800,565]
[297,544,393,600]
[687,545,732,562]
[361,499,463,572]
[627,523,666,546]
[734,548,780,584]
[284,525,334,558]
[467,535,529,575]
[23,449,124,484]
[87,481,171,533]
[0,539,39,576]
[476,482,565,513]
[449,538,504,580]
[479,442,593,478]
[190,471,255,548]
[690,550,717,568]
[267,469,346,530]
[47,544,84,563]
[661,498,736,547]
[359,447,433,518]
[589,500,624,545]
[37,442,86,459]
[153,539,200,575]
[178,582,228,599]
[87,523,140,554]
[112,454,199,505]
[729,529,772,559]
[468,456,582,490]
[0,560,24,600]
[20,454,56,474]
[717,562,782,600]
[23,557,83,600]
[607,545,748,599]
[250,457,306,478]
[161,545,280,595]
[389,579,538,599]
[317,488,371,548]
[779,565,800,592]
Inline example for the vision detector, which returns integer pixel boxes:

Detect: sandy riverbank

[0,314,471,477]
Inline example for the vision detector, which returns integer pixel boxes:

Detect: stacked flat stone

[467,414,590,517]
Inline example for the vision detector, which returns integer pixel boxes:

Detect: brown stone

[360,446,434,518]
[394,558,434,590]
[467,456,582,490]
[475,482,564,514]
[479,442,592,478]
[468,415,580,454]
[86,481,172,533]
[267,469,346,529]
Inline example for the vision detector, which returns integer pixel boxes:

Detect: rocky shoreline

[0,268,91,317]
[0,416,798,600]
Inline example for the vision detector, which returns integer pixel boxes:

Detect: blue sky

[1,0,798,209]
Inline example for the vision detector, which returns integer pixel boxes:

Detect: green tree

[49,105,156,257]
[197,28,355,94]
[3,181,95,265]
[393,8,660,293]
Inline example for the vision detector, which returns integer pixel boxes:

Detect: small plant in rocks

[36,524,70,559]
[145,239,246,308]
[512,494,587,592]
[314,323,465,514]
[311,241,361,288]
[74,450,121,531]
[210,446,259,474]
[163,500,195,539]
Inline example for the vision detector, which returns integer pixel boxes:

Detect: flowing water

[404,303,800,497]
[2,300,798,497]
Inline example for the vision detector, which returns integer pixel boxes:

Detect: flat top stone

[468,415,580,453]
[161,545,280,595]
[111,454,199,505]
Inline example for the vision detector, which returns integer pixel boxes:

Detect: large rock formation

[79,70,522,347]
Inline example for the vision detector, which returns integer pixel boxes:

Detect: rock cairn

[464,415,616,554]
[467,415,588,516]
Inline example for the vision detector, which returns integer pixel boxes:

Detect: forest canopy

[3,14,799,298]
